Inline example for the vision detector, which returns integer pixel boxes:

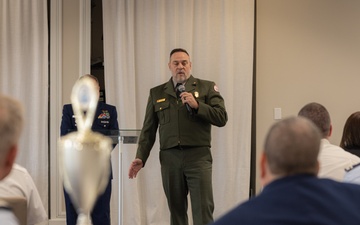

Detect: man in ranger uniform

[128,48,227,225]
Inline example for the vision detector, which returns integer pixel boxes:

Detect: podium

[106,129,141,225]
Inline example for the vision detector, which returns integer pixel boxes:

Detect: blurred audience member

[340,111,360,157]
[0,94,24,225]
[298,102,360,181]
[211,117,360,225]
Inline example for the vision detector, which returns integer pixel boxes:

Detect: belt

[173,145,195,150]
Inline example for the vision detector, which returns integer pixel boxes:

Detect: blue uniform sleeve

[110,106,119,130]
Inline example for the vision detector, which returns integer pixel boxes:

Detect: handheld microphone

[177,84,193,115]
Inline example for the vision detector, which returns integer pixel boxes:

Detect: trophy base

[77,213,92,225]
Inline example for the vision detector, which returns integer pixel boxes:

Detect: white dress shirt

[0,208,19,225]
[318,139,360,181]
[0,164,47,225]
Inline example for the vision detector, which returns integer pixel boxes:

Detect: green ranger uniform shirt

[136,75,228,165]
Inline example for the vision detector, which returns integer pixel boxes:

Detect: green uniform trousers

[159,146,214,225]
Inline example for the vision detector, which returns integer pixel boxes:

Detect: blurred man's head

[0,94,24,180]
[80,74,100,93]
[261,117,321,186]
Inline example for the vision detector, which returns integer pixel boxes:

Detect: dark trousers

[160,146,214,225]
[64,178,112,225]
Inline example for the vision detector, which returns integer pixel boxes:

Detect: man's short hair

[170,48,189,58]
[264,116,321,176]
[0,94,24,158]
[298,102,331,138]
[80,74,99,85]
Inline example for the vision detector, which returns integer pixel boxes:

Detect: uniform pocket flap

[155,101,169,112]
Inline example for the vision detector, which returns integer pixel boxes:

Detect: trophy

[58,77,112,225]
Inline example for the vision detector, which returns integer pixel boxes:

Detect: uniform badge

[214,84,219,92]
[98,110,110,119]
[157,98,166,103]
[194,91,199,98]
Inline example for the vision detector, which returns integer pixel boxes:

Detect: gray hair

[264,116,321,176]
[0,94,24,159]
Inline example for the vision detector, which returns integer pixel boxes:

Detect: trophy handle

[70,77,99,133]
[58,76,110,225]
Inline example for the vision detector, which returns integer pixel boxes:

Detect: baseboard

[49,218,65,225]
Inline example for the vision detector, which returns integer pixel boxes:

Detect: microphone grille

[177,84,186,92]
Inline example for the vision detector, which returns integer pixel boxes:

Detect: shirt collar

[172,79,187,88]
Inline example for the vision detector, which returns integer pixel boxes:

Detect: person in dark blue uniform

[210,117,360,225]
[60,74,119,225]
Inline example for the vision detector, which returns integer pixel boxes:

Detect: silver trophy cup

[58,77,112,225]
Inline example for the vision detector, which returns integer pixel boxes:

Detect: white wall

[61,0,81,103]
[256,0,360,191]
